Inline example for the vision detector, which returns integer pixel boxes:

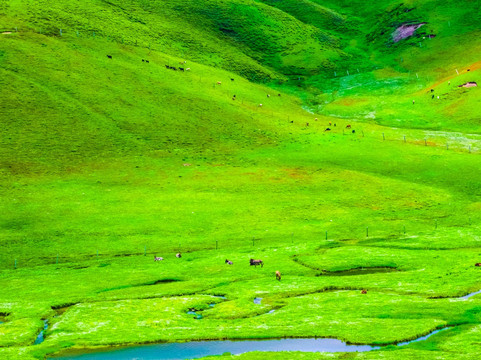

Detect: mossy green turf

[2,0,481,359]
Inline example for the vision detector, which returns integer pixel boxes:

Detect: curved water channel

[48,290,481,359]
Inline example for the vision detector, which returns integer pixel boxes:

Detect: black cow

[250,259,263,268]
[225,259,233,265]
[107,55,112,59]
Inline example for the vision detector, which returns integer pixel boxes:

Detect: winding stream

[46,290,472,359]
[34,319,49,345]
[49,326,453,360]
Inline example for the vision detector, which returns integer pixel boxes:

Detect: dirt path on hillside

[418,60,481,94]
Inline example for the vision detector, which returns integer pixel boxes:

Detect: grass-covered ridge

[2,0,481,359]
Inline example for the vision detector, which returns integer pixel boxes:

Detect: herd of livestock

[154,254,282,280]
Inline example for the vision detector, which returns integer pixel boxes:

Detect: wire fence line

[9,216,478,270]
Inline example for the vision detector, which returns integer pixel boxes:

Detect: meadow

[1,0,481,359]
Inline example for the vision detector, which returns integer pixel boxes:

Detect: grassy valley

[1,1,481,359]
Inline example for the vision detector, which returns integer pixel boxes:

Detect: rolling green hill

[2,1,481,359]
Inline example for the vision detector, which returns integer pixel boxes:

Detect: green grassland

[2,0,481,359]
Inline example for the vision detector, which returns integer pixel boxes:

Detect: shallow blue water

[49,337,379,360]
[34,320,48,345]
[460,289,481,299]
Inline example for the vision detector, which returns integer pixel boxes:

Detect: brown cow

[275,270,281,281]
[475,263,481,267]
[346,124,351,129]
[361,289,367,294]
[250,259,263,267]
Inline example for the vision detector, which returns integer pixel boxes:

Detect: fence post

[366,227,369,237]
[325,231,328,240]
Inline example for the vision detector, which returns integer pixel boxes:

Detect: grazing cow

[217,81,222,85]
[267,94,270,98]
[315,118,318,121]
[275,270,281,281]
[306,122,309,127]
[225,259,233,265]
[259,104,263,107]
[165,65,170,69]
[250,259,264,267]
[172,67,177,71]
[346,124,351,129]
[142,59,145,62]
[361,289,367,294]
[185,68,191,71]
[176,253,182,258]
[432,95,435,99]
[232,97,236,101]
[107,55,112,59]
[334,123,336,127]
[325,128,331,132]
[475,263,481,267]
[430,89,434,92]
[278,94,281,96]
[154,256,164,261]
[179,67,184,71]
[231,78,234,81]
[146,60,149,63]
[329,122,332,126]
[352,130,356,134]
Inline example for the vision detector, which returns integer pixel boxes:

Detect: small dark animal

[346,124,351,129]
[146,60,149,63]
[334,123,337,127]
[142,59,145,62]
[361,289,367,294]
[154,256,164,261]
[172,67,177,71]
[430,89,434,92]
[475,263,481,267]
[432,95,435,99]
[233,95,236,98]
[325,128,331,132]
[225,259,233,265]
[275,270,281,281]
[278,93,281,96]
[306,122,309,126]
[231,78,234,81]
[107,55,112,59]
[176,253,182,258]
[179,67,184,71]
[352,130,356,133]
[250,259,263,268]
[290,121,293,123]
[165,65,170,69]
